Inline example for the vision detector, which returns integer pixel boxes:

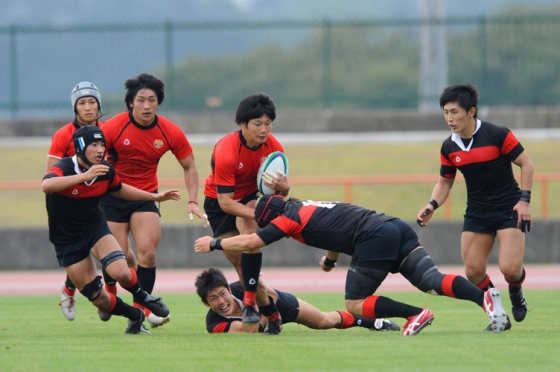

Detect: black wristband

[323,257,337,268]
[520,190,531,203]
[428,199,439,210]
[210,238,223,251]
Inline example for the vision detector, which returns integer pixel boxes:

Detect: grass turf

[1,290,559,372]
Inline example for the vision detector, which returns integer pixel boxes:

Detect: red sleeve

[48,125,73,158]
[501,131,520,155]
[211,322,229,333]
[167,124,193,161]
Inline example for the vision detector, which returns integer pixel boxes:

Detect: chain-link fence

[2,15,560,118]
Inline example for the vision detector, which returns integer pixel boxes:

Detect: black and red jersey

[44,157,122,245]
[47,121,105,159]
[204,130,284,200]
[439,120,524,209]
[102,111,193,192]
[256,201,395,255]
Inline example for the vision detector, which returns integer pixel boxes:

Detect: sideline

[2,128,560,147]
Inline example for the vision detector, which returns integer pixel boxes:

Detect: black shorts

[54,220,112,267]
[275,289,300,324]
[463,206,518,234]
[203,193,258,237]
[351,219,421,273]
[99,193,161,223]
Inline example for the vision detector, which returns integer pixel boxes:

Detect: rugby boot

[59,283,76,321]
[483,288,511,333]
[125,309,147,335]
[263,314,282,335]
[147,313,171,328]
[371,318,401,332]
[242,304,260,326]
[134,292,169,318]
[402,308,434,336]
[510,287,528,322]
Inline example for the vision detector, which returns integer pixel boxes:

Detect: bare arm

[178,155,207,224]
[226,319,263,333]
[194,233,266,253]
[112,184,180,203]
[217,192,256,220]
[512,151,534,229]
[42,164,109,193]
[416,176,455,227]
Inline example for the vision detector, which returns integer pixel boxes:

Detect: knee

[113,269,133,285]
[138,249,156,266]
[500,266,522,281]
[345,300,363,316]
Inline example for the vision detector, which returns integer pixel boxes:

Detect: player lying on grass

[43,125,179,334]
[195,267,400,334]
[194,195,511,336]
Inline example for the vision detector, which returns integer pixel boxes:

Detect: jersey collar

[451,119,481,152]
[238,129,263,151]
[128,110,158,130]
[72,155,97,186]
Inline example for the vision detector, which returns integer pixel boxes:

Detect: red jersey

[47,121,105,159]
[102,111,193,192]
[204,130,284,200]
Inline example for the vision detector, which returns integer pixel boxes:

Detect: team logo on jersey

[153,139,164,149]
[248,278,256,285]
[239,162,243,169]
[123,139,130,145]
[455,156,461,163]
[72,189,78,195]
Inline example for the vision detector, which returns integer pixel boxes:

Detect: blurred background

[1,0,559,269]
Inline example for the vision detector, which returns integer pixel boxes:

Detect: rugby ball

[256,151,289,195]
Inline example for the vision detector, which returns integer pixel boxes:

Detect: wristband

[210,238,223,251]
[520,190,531,203]
[428,199,439,210]
[188,200,198,205]
[323,257,337,268]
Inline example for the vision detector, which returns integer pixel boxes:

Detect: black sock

[374,296,422,319]
[136,265,156,294]
[109,297,142,320]
[337,311,379,329]
[102,267,116,286]
[259,296,280,320]
[241,253,262,293]
[508,267,526,295]
[445,275,486,307]
[65,276,76,291]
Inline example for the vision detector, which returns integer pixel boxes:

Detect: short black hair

[439,84,479,118]
[194,268,230,303]
[124,73,165,109]
[235,92,276,125]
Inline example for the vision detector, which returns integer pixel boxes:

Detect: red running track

[0,264,559,295]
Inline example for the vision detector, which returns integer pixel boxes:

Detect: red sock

[336,311,355,329]
[242,291,257,307]
[63,285,75,296]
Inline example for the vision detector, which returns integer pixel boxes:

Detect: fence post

[9,25,18,118]
[322,19,332,108]
[164,21,175,110]
[478,16,487,92]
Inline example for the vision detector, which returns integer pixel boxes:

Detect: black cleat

[135,293,169,318]
[510,289,528,322]
[483,318,512,332]
[125,309,147,335]
[371,319,400,332]
[242,305,260,326]
[98,310,112,322]
[263,314,282,335]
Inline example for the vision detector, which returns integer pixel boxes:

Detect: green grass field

[2,290,559,372]
[1,138,559,227]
